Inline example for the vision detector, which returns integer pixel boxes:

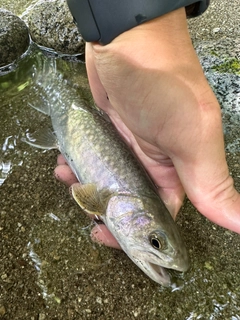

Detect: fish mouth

[147,262,171,286]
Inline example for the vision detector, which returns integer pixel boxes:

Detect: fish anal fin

[71,183,111,216]
[22,128,58,150]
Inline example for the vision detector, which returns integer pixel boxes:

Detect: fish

[23,54,189,286]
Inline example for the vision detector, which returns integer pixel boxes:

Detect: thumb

[185,168,240,233]
[174,109,240,233]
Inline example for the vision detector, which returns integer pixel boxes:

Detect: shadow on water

[0,44,240,319]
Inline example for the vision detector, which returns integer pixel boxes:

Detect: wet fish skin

[25,56,189,286]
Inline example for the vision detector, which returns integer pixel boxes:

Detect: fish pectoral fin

[22,128,58,150]
[71,183,111,216]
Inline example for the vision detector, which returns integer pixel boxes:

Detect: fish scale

[55,103,155,195]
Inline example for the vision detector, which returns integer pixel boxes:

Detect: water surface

[0,36,240,320]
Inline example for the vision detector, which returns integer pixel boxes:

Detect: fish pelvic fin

[71,183,112,216]
[22,128,58,150]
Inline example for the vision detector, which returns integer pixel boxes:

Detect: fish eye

[149,232,166,250]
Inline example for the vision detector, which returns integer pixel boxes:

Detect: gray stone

[22,0,84,55]
[0,9,30,67]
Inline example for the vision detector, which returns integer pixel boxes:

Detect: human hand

[55,8,240,247]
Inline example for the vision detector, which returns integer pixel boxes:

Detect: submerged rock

[22,0,84,55]
[0,9,30,67]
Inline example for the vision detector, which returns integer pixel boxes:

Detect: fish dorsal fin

[22,128,58,150]
[28,101,50,116]
[71,183,112,216]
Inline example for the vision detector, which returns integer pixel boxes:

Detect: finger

[91,224,121,249]
[172,96,240,233]
[57,154,68,165]
[126,135,186,219]
[106,115,186,218]
[54,164,78,186]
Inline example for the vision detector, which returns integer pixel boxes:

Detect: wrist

[67,0,209,44]
[94,8,198,71]
[127,8,192,56]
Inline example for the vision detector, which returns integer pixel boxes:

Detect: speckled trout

[24,56,189,286]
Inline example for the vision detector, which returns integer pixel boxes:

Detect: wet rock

[0,9,30,67]
[22,0,84,55]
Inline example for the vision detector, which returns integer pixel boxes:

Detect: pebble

[0,305,6,316]
[38,313,46,320]
[85,309,91,314]
[212,27,221,33]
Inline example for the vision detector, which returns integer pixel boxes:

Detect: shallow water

[0,40,240,319]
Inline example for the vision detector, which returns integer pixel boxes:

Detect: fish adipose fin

[22,128,58,150]
[71,183,112,216]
